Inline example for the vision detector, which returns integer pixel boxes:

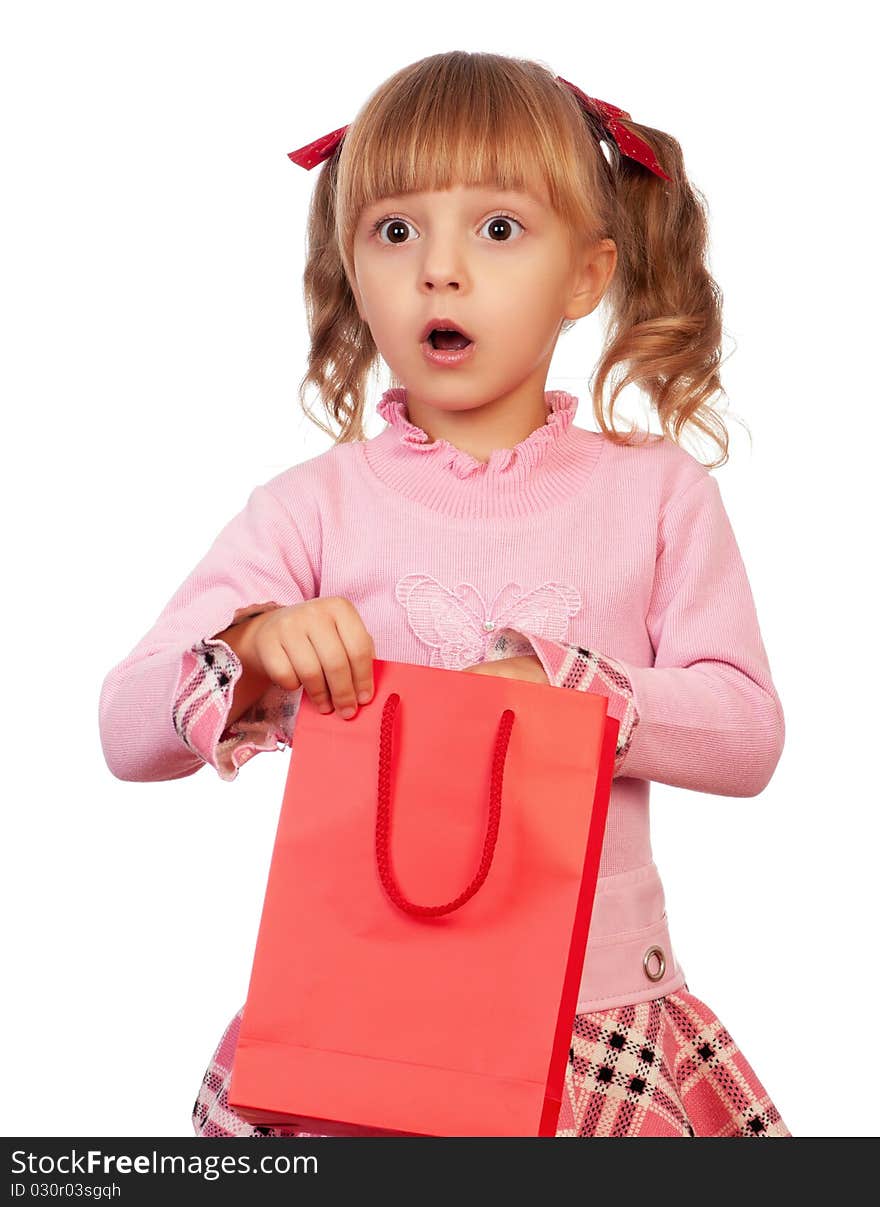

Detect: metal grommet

[643,945,666,982]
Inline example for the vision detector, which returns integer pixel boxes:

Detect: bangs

[334,53,602,274]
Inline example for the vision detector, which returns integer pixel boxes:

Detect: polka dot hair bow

[287,76,672,182]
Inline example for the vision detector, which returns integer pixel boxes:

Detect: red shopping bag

[228,657,618,1136]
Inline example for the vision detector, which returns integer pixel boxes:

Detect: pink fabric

[99,387,785,1011]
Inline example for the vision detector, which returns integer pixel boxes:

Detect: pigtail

[296,147,377,444]
[592,120,735,468]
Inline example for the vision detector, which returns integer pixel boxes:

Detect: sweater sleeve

[486,629,638,777]
[495,471,785,797]
[99,482,317,783]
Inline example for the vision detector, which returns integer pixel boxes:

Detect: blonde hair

[297,50,737,468]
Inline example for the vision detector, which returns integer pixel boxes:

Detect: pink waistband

[575,862,686,1014]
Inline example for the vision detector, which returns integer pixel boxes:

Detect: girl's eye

[478,213,525,242]
[371,212,525,245]
[372,216,414,244]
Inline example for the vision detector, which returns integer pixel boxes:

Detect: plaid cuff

[172,637,299,782]
[488,628,640,777]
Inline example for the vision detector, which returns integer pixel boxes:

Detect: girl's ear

[565,237,618,321]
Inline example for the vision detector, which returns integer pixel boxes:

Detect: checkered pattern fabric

[191,987,790,1138]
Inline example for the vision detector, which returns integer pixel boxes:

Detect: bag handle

[375,692,516,917]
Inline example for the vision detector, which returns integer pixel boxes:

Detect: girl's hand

[235,598,376,719]
[460,654,549,685]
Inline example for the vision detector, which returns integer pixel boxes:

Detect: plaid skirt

[191,986,791,1138]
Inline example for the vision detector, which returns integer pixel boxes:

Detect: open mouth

[427,328,473,351]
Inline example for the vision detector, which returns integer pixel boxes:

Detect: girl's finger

[306,613,371,718]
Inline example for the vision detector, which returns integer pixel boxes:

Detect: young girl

[99,50,790,1138]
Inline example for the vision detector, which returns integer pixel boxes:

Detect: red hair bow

[287,76,671,182]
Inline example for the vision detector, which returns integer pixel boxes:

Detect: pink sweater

[99,387,785,1014]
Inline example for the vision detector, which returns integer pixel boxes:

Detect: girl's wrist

[215,614,267,678]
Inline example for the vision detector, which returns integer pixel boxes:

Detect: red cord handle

[374,692,516,917]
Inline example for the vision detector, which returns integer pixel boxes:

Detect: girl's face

[349,183,616,417]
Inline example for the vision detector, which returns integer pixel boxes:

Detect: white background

[3,1,877,1138]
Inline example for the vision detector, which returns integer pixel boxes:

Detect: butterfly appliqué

[395,573,582,669]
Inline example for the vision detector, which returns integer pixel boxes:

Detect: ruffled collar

[375,387,579,480]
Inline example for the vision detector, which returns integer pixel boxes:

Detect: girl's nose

[424,276,462,290]
[420,243,468,291]
[422,261,465,290]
